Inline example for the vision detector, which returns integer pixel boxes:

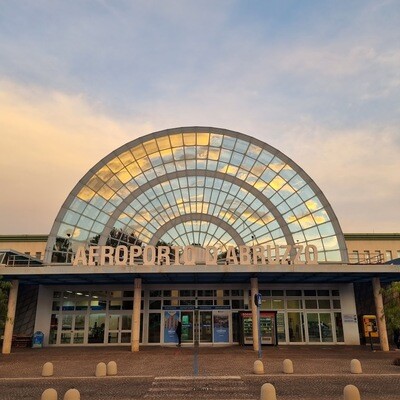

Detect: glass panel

[305,300,318,309]
[271,299,284,310]
[121,315,132,330]
[149,300,162,309]
[332,299,341,309]
[76,300,88,311]
[109,315,120,330]
[307,313,320,342]
[74,315,85,330]
[181,311,194,343]
[60,332,71,344]
[232,312,240,342]
[199,311,213,343]
[62,315,73,330]
[109,300,122,310]
[148,313,161,343]
[288,312,304,342]
[122,300,133,310]
[231,300,244,309]
[276,313,286,343]
[286,290,302,296]
[108,332,119,343]
[73,332,84,344]
[49,314,58,344]
[121,332,131,343]
[88,314,105,344]
[287,299,302,309]
[320,313,333,342]
[318,299,331,309]
[334,312,344,342]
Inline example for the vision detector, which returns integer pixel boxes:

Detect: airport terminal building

[1,127,399,352]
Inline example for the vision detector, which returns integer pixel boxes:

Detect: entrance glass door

[199,311,212,343]
[181,311,194,343]
[60,314,86,344]
[88,313,106,344]
[306,312,334,343]
[288,312,305,342]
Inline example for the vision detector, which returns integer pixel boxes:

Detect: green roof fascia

[0,235,48,243]
[344,233,400,241]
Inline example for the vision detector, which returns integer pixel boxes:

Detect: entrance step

[144,377,254,399]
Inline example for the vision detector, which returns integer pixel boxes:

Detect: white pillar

[131,278,142,352]
[2,280,19,354]
[250,277,259,352]
[372,277,389,352]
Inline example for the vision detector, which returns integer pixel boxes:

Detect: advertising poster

[213,311,229,342]
[164,311,180,343]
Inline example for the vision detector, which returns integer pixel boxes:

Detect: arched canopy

[45,127,348,263]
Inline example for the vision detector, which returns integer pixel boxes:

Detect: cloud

[0,80,153,233]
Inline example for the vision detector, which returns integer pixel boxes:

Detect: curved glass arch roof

[45,127,348,263]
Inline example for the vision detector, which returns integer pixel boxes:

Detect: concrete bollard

[350,359,362,374]
[63,389,80,400]
[260,383,277,400]
[42,362,54,377]
[107,360,117,376]
[253,359,264,374]
[344,384,361,400]
[41,388,58,400]
[283,358,294,374]
[95,362,107,377]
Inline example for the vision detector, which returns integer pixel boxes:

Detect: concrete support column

[2,280,19,355]
[250,277,259,352]
[131,278,142,352]
[372,277,389,352]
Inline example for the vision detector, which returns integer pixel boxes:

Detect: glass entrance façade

[47,286,345,346]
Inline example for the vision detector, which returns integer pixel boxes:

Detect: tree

[0,278,11,332]
[381,282,400,331]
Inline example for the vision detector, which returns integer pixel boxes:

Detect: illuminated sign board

[72,244,318,266]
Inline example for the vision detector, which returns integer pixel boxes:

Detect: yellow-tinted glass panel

[197,133,210,146]
[143,140,158,155]
[107,157,124,173]
[97,166,114,182]
[118,150,134,166]
[169,134,183,147]
[116,168,132,184]
[77,186,95,201]
[269,176,286,191]
[183,133,196,146]
[156,136,171,151]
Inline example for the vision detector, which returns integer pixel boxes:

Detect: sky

[0,0,399,235]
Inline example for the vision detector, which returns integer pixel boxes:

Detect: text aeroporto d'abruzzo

[72,244,319,266]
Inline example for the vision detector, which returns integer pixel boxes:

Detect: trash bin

[32,331,44,348]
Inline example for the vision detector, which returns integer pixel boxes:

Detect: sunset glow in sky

[0,0,399,234]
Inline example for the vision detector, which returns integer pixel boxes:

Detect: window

[386,250,393,261]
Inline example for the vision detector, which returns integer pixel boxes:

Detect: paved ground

[1,345,400,399]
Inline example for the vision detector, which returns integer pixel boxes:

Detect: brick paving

[0,345,399,399]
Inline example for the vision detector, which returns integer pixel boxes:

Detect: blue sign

[32,331,44,348]
[213,311,229,342]
[164,311,180,343]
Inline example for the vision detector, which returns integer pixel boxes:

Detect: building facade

[1,127,399,351]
